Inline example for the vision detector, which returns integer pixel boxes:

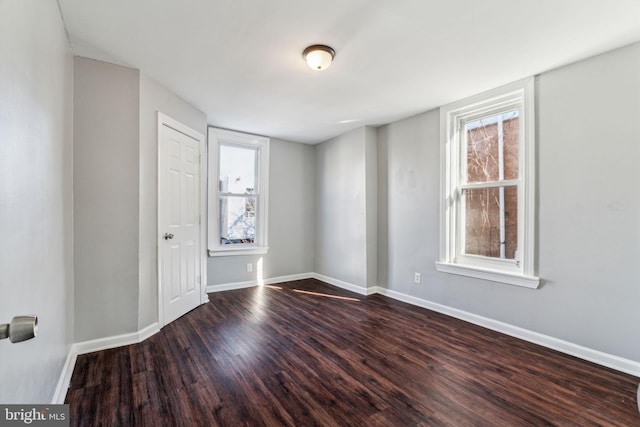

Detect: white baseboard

[206,272,375,296]
[206,272,378,297]
[310,273,378,295]
[72,322,160,356]
[52,322,161,404]
[376,287,640,378]
[54,274,639,405]
[206,279,256,293]
[136,322,161,344]
[367,285,384,295]
[206,272,314,294]
[52,348,78,404]
[263,273,314,286]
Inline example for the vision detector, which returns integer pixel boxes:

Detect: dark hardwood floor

[66,279,640,426]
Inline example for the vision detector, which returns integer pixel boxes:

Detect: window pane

[464,186,518,259]
[219,196,256,245]
[465,110,519,183]
[219,145,257,194]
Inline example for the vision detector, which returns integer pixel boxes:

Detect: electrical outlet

[247,263,253,273]
[414,272,421,284]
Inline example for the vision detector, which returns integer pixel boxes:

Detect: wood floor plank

[66,279,640,426]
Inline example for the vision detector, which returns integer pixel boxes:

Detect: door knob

[0,316,38,343]
[164,233,174,240]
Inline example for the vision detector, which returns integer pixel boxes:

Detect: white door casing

[158,113,207,327]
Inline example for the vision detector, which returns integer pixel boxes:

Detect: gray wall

[2,2,635,403]
[0,0,74,402]
[74,58,140,341]
[377,110,438,295]
[314,127,378,289]
[207,138,315,285]
[364,127,378,290]
[138,73,207,328]
[74,63,207,338]
[377,42,640,362]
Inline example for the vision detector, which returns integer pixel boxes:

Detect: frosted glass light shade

[303,45,335,71]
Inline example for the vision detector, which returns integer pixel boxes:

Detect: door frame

[157,112,208,328]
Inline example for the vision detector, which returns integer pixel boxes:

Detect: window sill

[435,262,540,289]
[209,246,269,257]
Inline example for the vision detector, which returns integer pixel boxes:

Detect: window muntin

[219,144,257,192]
[437,78,538,288]
[219,194,257,245]
[218,144,258,246]
[208,127,269,256]
[463,186,517,259]
[461,110,519,261]
[465,111,519,183]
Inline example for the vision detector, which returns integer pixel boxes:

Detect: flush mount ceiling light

[302,45,335,71]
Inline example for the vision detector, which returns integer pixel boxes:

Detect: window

[208,127,269,256]
[436,78,539,288]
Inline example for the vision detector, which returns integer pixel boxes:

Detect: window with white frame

[208,127,269,256]
[436,78,539,288]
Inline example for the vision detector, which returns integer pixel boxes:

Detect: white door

[158,114,205,326]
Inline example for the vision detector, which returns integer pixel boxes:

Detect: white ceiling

[58,0,640,144]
